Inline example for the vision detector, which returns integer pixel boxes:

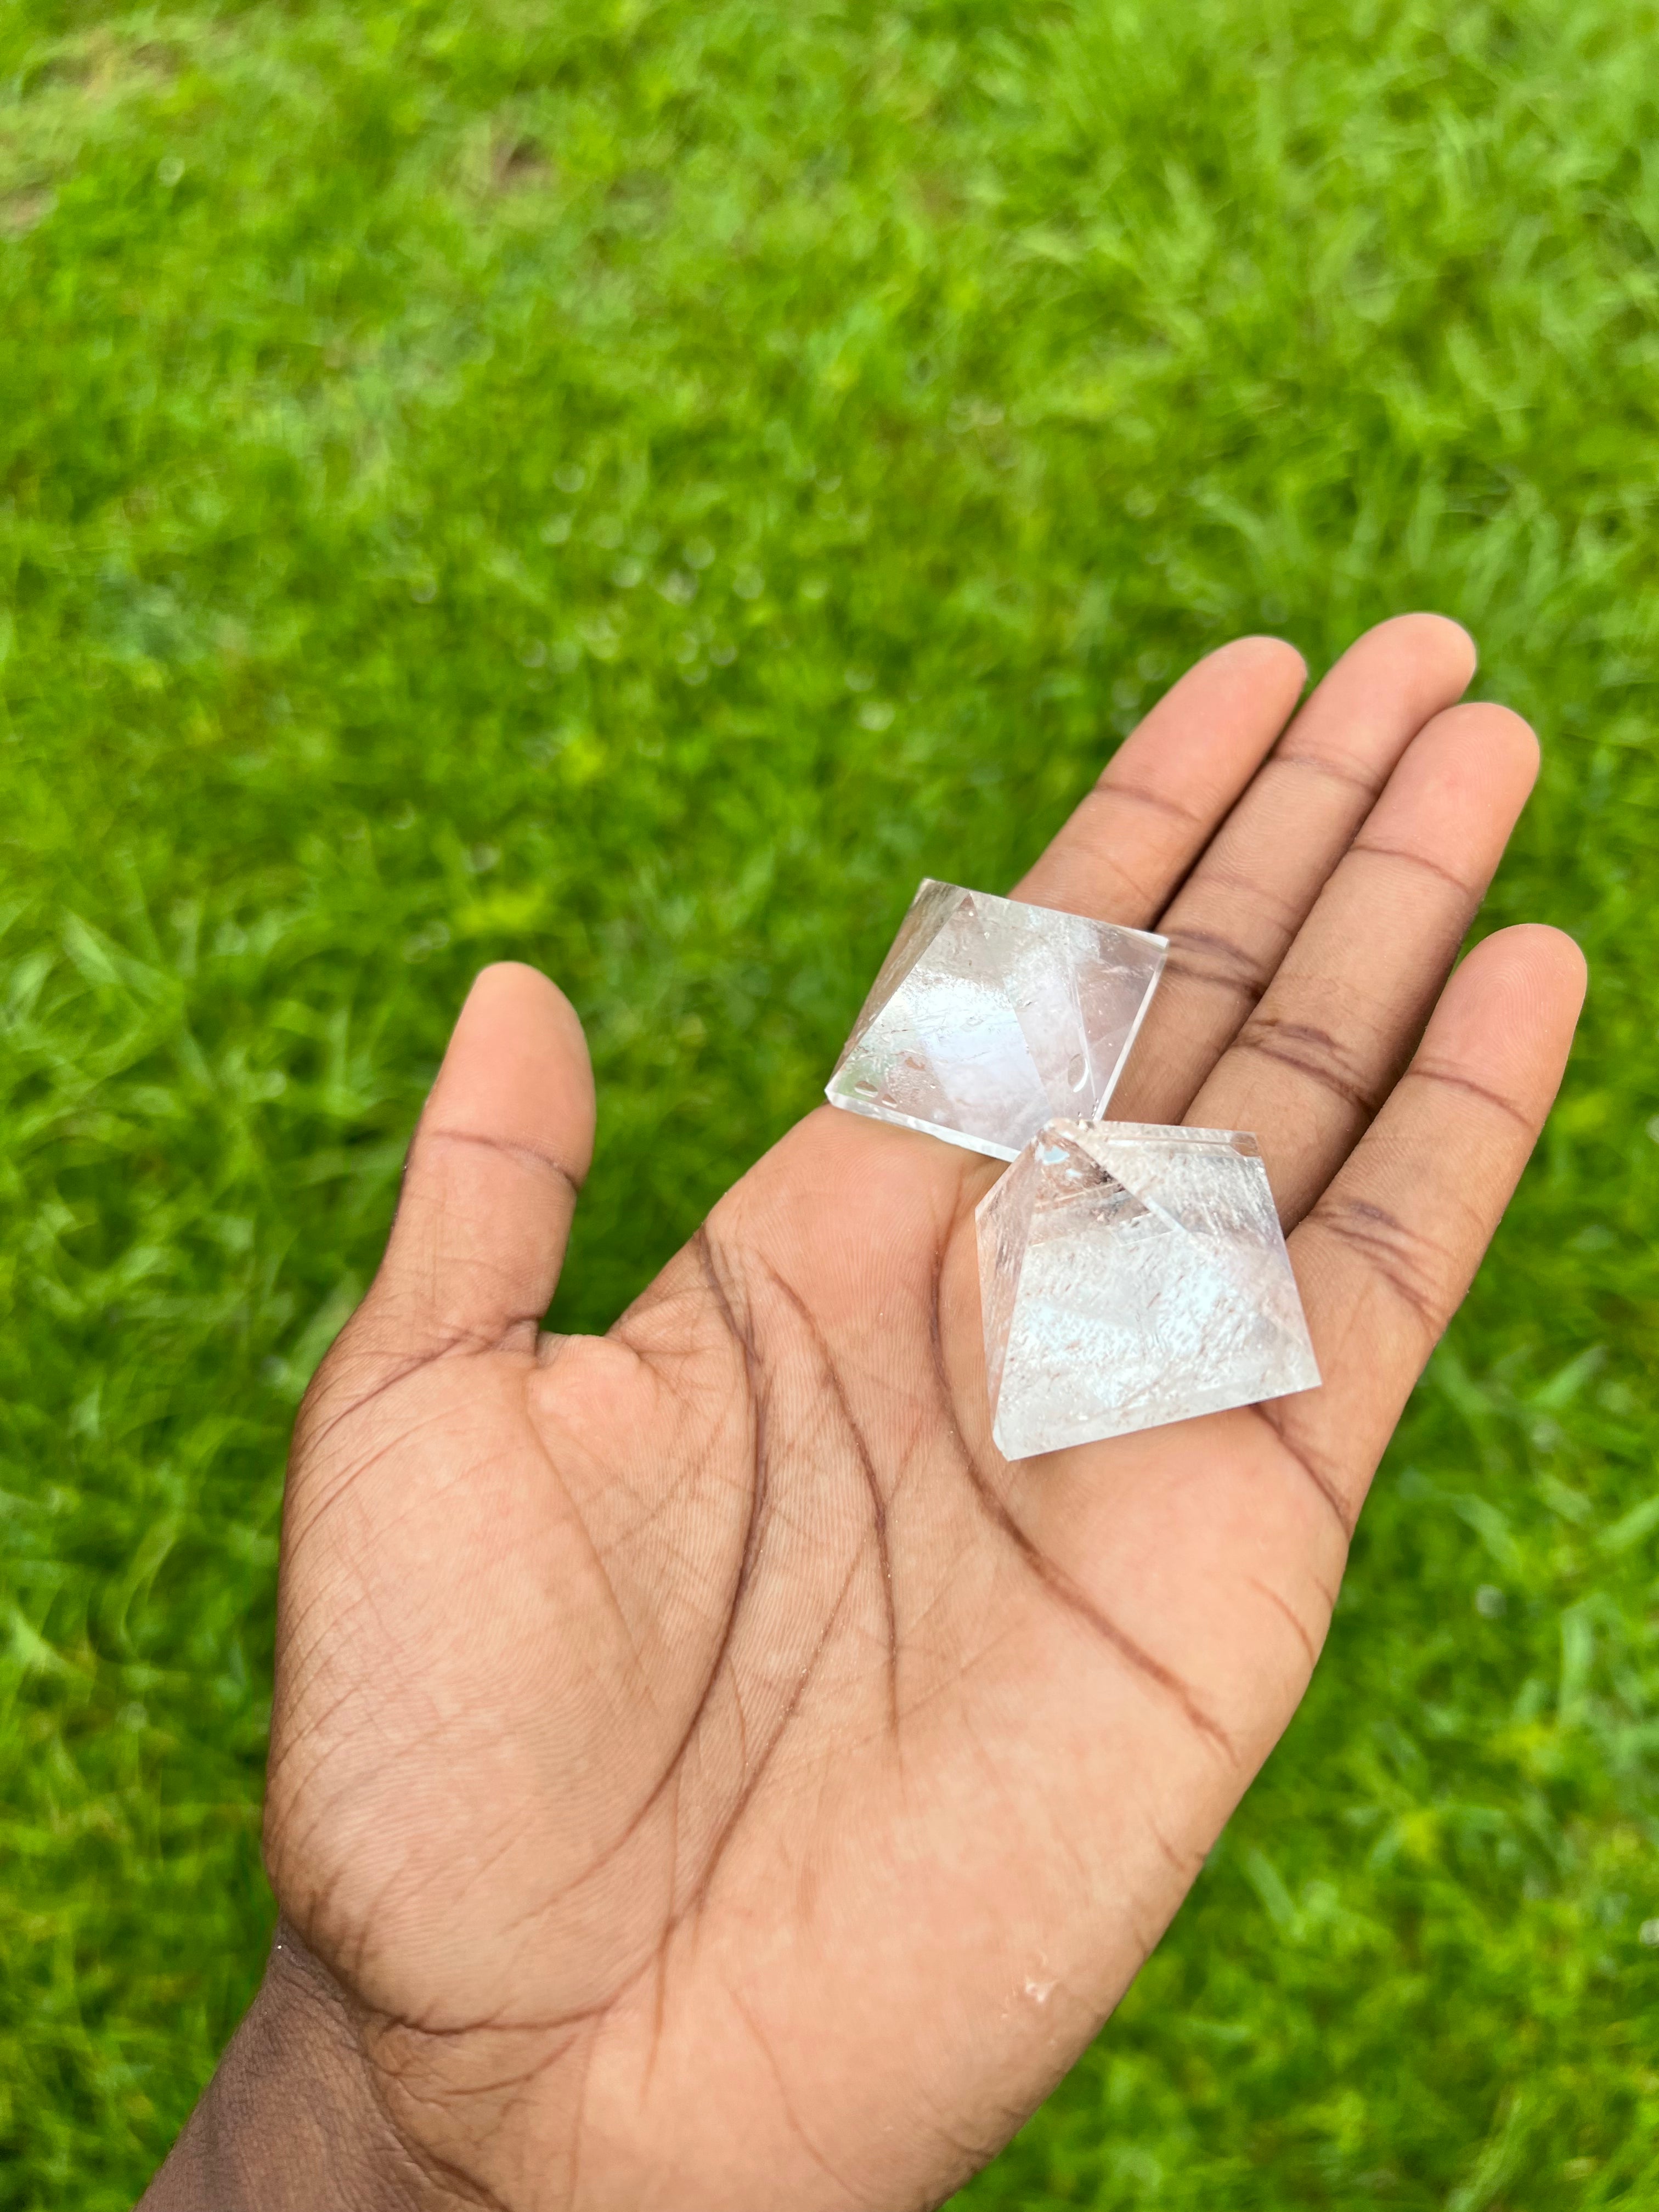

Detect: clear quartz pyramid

[825,880,1167,1161]
[976,1120,1320,1459]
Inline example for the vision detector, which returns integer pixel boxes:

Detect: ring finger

[1105,612,1479,1124]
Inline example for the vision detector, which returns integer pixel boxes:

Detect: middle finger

[1186,699,1540,1224]
[1110,612,1477,1125]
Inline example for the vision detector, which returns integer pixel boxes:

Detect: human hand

[143,614,1585,2212]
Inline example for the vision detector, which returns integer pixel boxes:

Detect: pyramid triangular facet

[828,890,1051,1158]
[843,878,964,1041]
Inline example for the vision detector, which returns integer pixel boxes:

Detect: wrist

[139,1920,453,2212]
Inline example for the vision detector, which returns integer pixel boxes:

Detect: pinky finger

[1264,925,1587,1531]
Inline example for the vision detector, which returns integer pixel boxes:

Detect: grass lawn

[2,2,1658,2203]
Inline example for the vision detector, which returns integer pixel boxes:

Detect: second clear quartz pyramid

[976,1121,1320,1459]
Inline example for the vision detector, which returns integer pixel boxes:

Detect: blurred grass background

[1,1,1656,2204]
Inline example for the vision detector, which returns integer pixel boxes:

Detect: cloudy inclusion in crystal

[977,1121,1320,1459]
[825,881,1167,1160]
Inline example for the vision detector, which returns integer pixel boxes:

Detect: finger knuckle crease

[1273,748,1384,800]
[1236,1016,1379,1114]
[1094,776,1204,831]
[1350,840,1480,899]
[1314,1195,1444,1334]
[1407,1059,1533,1130]
[1163,924,1271,1000]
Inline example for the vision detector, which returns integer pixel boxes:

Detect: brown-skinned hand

[144,614,1585,2212]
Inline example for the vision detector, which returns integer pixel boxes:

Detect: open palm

[154,617,1583,2212]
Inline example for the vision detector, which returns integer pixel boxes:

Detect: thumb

[366,962,595,1356]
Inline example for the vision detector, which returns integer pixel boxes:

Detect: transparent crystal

[977,1120,1320,1458]
[825,880,1167,1161]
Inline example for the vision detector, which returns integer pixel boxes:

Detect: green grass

[1,1,1656,2203]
